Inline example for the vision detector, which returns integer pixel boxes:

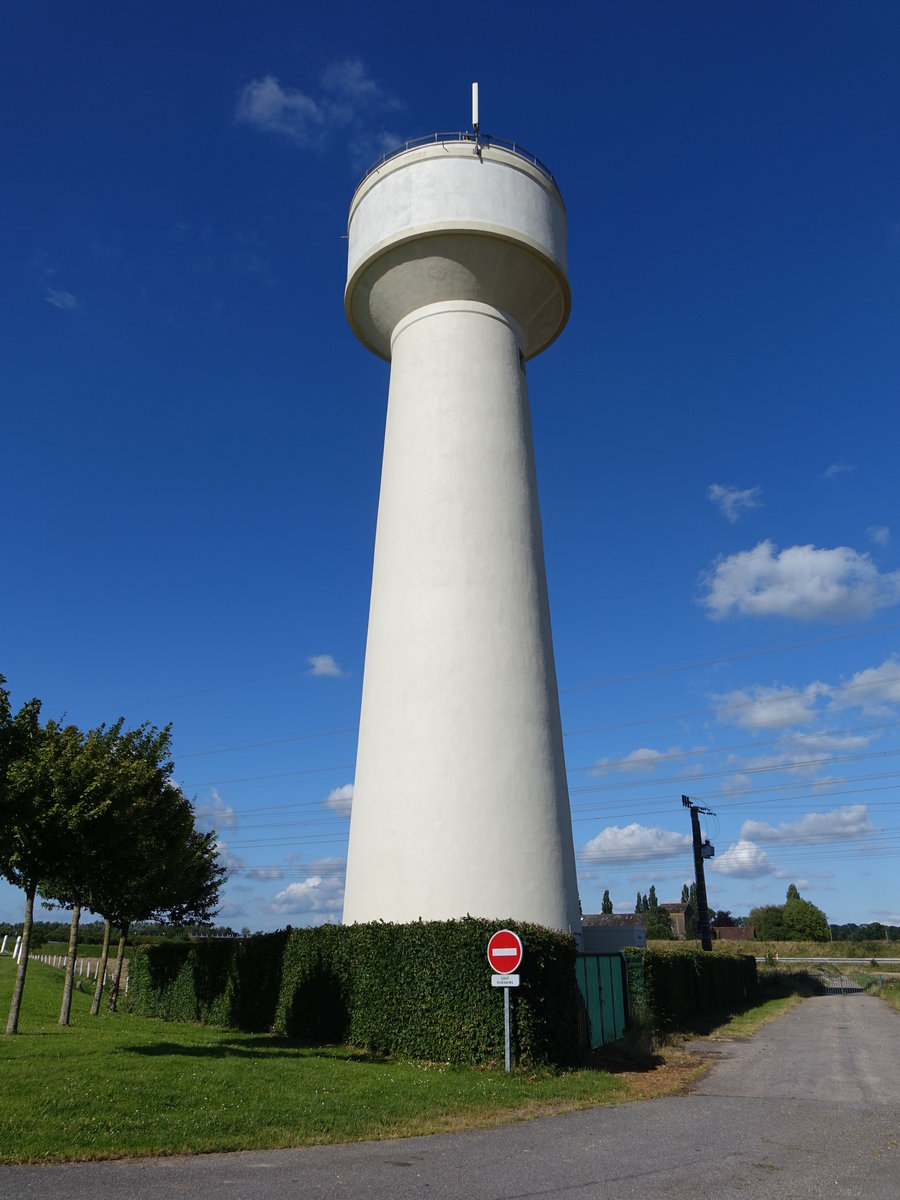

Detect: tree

[39,721,135,1025]
[1,702,84,1035]
[857,922,887,941]
[0,680,45,1035]
[81,722,226,1013]
[750,886,828,943]
[601,889,613,914]
[782,886,829,942]
[644,886,674,939]
[631,883,674,938]
[646,910,675,939]
[106,787,225,1012]
[749,904,787,941]
[713,910,734,927]
[682,881,714,940]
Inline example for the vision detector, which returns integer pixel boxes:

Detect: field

[648,939,900,960]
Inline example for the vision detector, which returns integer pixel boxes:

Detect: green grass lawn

[0,955,627,1164]
[2,949,838,1165]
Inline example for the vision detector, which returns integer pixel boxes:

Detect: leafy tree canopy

[749,885,829,942]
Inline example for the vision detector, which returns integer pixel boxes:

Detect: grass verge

[0,956,681,1165]
[694,993,806,1039]
[0,953,819,1164]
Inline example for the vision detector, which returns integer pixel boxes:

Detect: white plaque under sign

[491,973,520,988]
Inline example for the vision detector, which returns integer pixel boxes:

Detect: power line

[570,746,900,796]
[570,780,900,824]
[177,726,356,760]
[567,716,900,774]
[565,670,900,738]
[179,763,354,788]
[174,695,900,793]
[560,620,900,693]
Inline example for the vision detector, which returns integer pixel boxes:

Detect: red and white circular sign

[487,929,524,974]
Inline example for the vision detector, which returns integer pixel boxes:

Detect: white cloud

[215,840,246,873]
[32,249,56,281]
[867,525,891,547]
[824,461,855,479]
[830,655,900,714]
[707,483,762,524]
[306,654,346,677]
[592,747,681,774]
[236,59,398,153]
[713,727,870,790]
[700,540,900,621]
[784,731,871,755]
[235,75,324,146]
[714,682,825,730]
[262,858,346,924]
[581,824,691,864]
[195,787,238,831]
[722,772,753,794]
[709,839,774,878]
[324,783,353,816]
[321,57,391,107]
[247,866,283,881]
[741,804,873,845]
[46,288,79,310]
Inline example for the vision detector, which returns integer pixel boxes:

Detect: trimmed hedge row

[624,946,758,1032]
[126,929,290,1031]
[127,918,582,1066]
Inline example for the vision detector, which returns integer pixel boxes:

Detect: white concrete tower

[342,113,580,933]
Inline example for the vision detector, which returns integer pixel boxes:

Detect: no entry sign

[487,929,524,974]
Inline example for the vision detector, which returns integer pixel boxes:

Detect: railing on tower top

[356,132,556,190]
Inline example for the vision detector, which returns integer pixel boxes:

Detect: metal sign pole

[504,985,511,1072]
[488,930,523,1074]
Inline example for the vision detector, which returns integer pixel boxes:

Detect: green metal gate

[575,953,628,1049]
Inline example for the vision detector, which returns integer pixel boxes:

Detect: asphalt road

[4,994,898,1199]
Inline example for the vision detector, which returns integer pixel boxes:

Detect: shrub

[128,918,581,1066]
[623,946,757,1034]
[126,931,288,1030]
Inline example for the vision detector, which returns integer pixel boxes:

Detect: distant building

[714,925,756,941]
[661,902,687,938]
[581,913,647,953]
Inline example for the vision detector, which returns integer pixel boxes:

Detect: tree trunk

[90,918,112,1016]
[58,903,82,1026]
[5,883,36,1035]
[106,924,129,1013]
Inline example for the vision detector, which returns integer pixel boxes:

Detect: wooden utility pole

[682,795,715,951]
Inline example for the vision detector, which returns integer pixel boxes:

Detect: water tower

[342,90,580,932]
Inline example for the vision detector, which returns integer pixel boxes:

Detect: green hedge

[126,931,289,1031]
[127,918,581,1066]
[623,946,757,1032]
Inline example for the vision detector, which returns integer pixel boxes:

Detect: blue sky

[2,2,899,932]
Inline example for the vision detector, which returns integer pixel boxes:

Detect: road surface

[4,994,898,1199]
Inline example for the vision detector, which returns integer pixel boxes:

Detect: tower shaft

[342,138,579,932]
